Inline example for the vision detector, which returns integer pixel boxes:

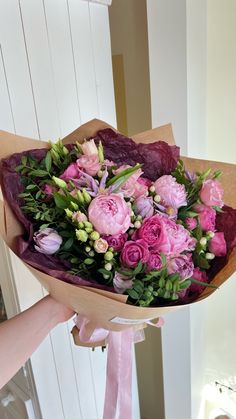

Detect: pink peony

[194,203,216,232]
[113,272,133,294]
[120,239,150,268]
[146,251,162,272]
[60,163,80,181]
[133,181,149,199]
[77,154,101,176]
[81,139,98,156]
[189,267,208,294]
[185,217,198,231]
[167,254,194,280]
[154,175,187,209]
[88,193,131,235]
[200,179,224,208]
[208,232,227,256]
[134,196,154,219]
[34,228,62,255]
[102,233,128,252]
[158,218,196,256]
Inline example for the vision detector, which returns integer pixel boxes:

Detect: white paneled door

[0,1,139,418]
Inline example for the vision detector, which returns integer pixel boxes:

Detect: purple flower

[113,272,133,294]
[120,239,149,268]
[102,233,128,252]
[134,196,154,219]
[34,228,62,255]
[167,254,194,280]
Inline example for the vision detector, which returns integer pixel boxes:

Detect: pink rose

[200,179,224,208]
[133,215,164,248]
[208,232,227,256]
[113,165,143,197]
[34,228,62,255]
[120,239,150,268]
[154,175,187,209]
[135,215,196,256]
[134,196,154,219]
[77,154,101,176]
[146,251,162,272]
[167,254,194,280]
[185,217,197,231]
[81,139,98,156]
[88,193,131,235]
[194,203,216,232]
[102,233,128,252]
[113,272,133,294]
[60,163,80,181]
[189,267,208,294]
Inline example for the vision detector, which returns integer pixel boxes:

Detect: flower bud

[104,251,113,261]
[98,141,104,163]
[82,189,92,204]
[97,170,103,178]
[85,246,91,252]
[134,221,141,229]
[205,252,215,260]
[84,221,93,229]
[78,221,84,228]
[149,185,155,193]
[34,228,62,255]
[52,176,67,189]
[104,263,112,271]
[154,194,161,203]
[77,190,85,204]
[76,229,88,242]
[63,146,69,156]
[88,250,95,257]
[65,208,73,218]
[71,201,78,210]
[200,237,207,246]
[206,231,215,239]
[90,231,100,241]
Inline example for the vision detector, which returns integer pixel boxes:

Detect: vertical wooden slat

[0,47,15,133]
[43,0,81,137]
[19,0,61,140]
[68,0,99,123]
[89,2,116,126]
[0,0,39,138]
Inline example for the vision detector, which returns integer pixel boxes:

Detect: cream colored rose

[94,238,109,253]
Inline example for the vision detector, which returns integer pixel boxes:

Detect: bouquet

[1,122,236,314]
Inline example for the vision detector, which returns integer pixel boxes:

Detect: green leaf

[21,155,27,165]
[62,237,74,251]
[53,192,69,209]
[26,184,37,191]
[15,164,24,172]
[18,192,30,198]
[133,261,143,275]
[45,151,52,172]
[35,190,42,199]
[107,164,142,187]
[29,169,49,177]
[127,289,140,300]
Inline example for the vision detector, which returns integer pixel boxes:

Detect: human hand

[45,296,75,325]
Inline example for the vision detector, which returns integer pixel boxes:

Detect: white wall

[147,1,208,418]
[203,1,236,415]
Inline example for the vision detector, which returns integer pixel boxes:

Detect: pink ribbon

[74,316,164,419]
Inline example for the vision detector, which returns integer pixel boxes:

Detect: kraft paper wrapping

[0,119,236,344]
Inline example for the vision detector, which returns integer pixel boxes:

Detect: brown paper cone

[0,119,236,345]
